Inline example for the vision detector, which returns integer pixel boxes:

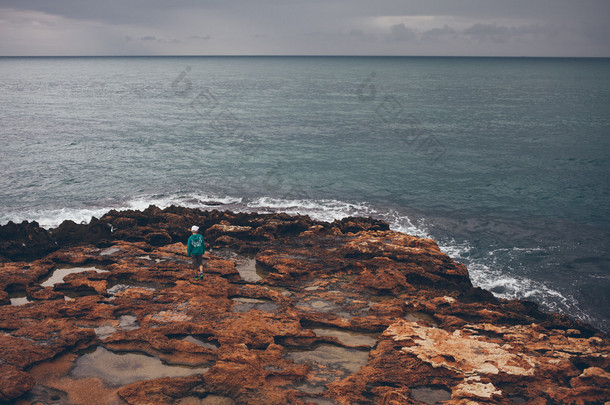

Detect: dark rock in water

[0,221,57,261]
[0,207,608,404]
[333,216,390,233]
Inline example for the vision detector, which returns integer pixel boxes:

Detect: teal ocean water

[1,56,609,331]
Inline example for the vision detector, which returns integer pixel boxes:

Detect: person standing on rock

[187,225,206,280]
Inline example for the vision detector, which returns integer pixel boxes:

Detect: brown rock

[145,231,173,246]
[205,224,253,243]
[0,208,607,404]
[0,363,35,402]
[118,375,205,405]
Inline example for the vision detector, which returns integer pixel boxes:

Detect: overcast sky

[1,0,609,57]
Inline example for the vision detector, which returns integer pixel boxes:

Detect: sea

[1,56,608,332]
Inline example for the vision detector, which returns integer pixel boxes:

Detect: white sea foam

[124,193,243,211]
[246,197,374,224]
[460,252,595,325]
[3,207,113,229]
[0,193,243,229]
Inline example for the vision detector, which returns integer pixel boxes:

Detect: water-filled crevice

[404,311,438,327]
[311,328,378,348]
[39,266,109,288]
[410,385,452,405]
[230,296,279,313]
[213,249,269,283]
[169,334,220,349]
[71,346,210,386]
[286,344,370,395]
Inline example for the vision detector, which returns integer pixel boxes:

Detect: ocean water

[1,56,609,332]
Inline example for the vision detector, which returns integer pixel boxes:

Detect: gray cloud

[388,24,417,42]
[189,35,211,41]
[421,25,457,42]
[0,0,223,24]
[0,0,608,56]
[348,29,378,43]
[463,23,513,43]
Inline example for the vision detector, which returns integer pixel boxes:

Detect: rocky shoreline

[0,206,608,404]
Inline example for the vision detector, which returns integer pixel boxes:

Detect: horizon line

[1,54,609,59]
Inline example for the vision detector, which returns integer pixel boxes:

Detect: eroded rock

[0,207,607,404]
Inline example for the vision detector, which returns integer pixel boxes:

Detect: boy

[187,225,205,280]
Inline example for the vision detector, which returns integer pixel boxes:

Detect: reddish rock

[205,223,253,243]
[118,375,205,405]
[0,364,35,402]
[0,207,607,404]
[354,257,413,293]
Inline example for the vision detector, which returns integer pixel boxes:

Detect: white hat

[191,225,199,232]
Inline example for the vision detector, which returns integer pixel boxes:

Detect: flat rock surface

[0,208,608,404]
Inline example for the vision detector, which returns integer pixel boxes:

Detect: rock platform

[0,206,608,404]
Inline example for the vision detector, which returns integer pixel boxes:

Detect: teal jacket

[187,233,205,256]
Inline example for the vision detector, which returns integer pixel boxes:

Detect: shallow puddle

[301,398,337,405]
[264,285,292,296]
[235,258,264,282]
[23,351,124,405]
[94,314,139,339]
[40,266,109,288]
[411,386,452,404]
[405,311,438,326]
[9,294,32,306]
[100,247,121,256]
[287,345,369,374]
[107,282,156,296]
[312,328,378,348]
[231,297,279,313]
[286,344,370,391]
[138,255,163,263]
[177,395,236,405]
[180,335,219,349]
[71,346,209,387]
[292,382,326,394]
[94,325,118,339]
[213,249,268,283]
[117,314,139,330]
[13,383,71,405]
[296,298,352,319]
